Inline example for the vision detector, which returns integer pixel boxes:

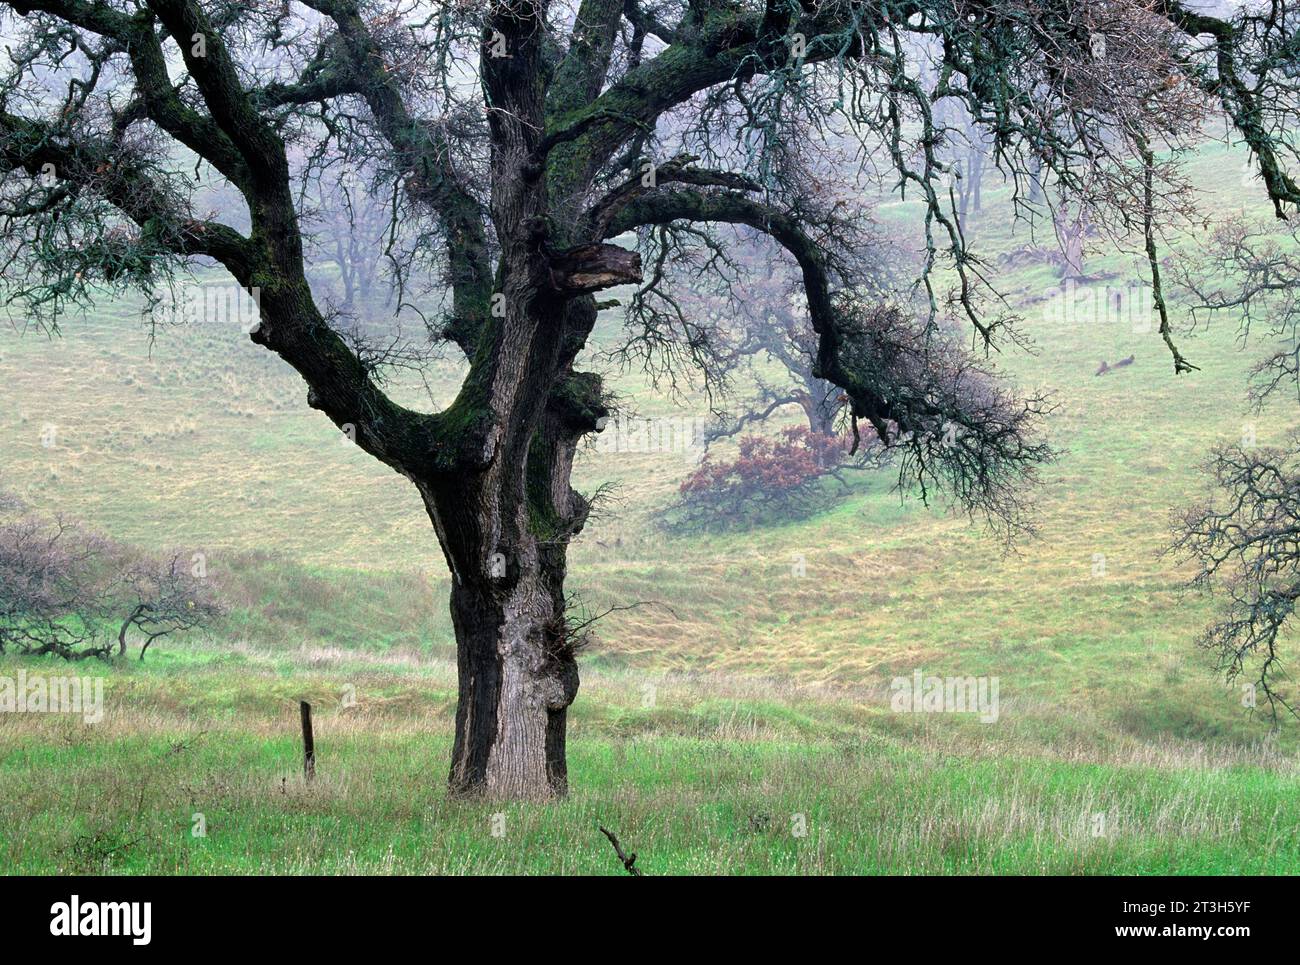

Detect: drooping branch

[1161,0,1300,219]
[607,186,1053,537]
[0,106,256,287]
[1139,139,1198,376]
[0,0,453,480]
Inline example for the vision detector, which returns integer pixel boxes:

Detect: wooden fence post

[300,700,315,782]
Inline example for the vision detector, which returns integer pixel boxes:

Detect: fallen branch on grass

[599,826,644,876]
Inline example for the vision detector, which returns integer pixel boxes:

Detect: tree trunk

[444,552,579,798]
[138,632,164,661]
[423,329,594,799]
[798,376,843,436]
[810,395,840,437]
[1056,206,1089,280]
[118,604,145,657]
[428,7,609,798]
[1027,155,1043,203]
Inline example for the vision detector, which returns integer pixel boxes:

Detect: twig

[599,826,644,876]
[568,599,680,637]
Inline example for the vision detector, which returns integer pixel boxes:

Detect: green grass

[2,646,1297,874]
[2,138,1300,873]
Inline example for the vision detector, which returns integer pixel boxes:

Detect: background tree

[310,175,395,311]
[0,0,1294,798]
[116,550,224,660]
[0,505,114,659]
[1172,217,1300,722]
[0,490,223,660]
[1173,442,1300,722]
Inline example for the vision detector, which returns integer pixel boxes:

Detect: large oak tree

[1,0,1296,797]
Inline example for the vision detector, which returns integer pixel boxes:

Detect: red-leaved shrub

[674,427,854,527]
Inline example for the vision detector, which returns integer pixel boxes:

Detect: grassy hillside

[3,139,1299,873]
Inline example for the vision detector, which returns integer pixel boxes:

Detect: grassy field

[2,139,1300,874]
[2,645,1297,874]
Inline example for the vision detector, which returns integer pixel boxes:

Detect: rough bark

[422,361,593,798]
[442,546,579,798]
